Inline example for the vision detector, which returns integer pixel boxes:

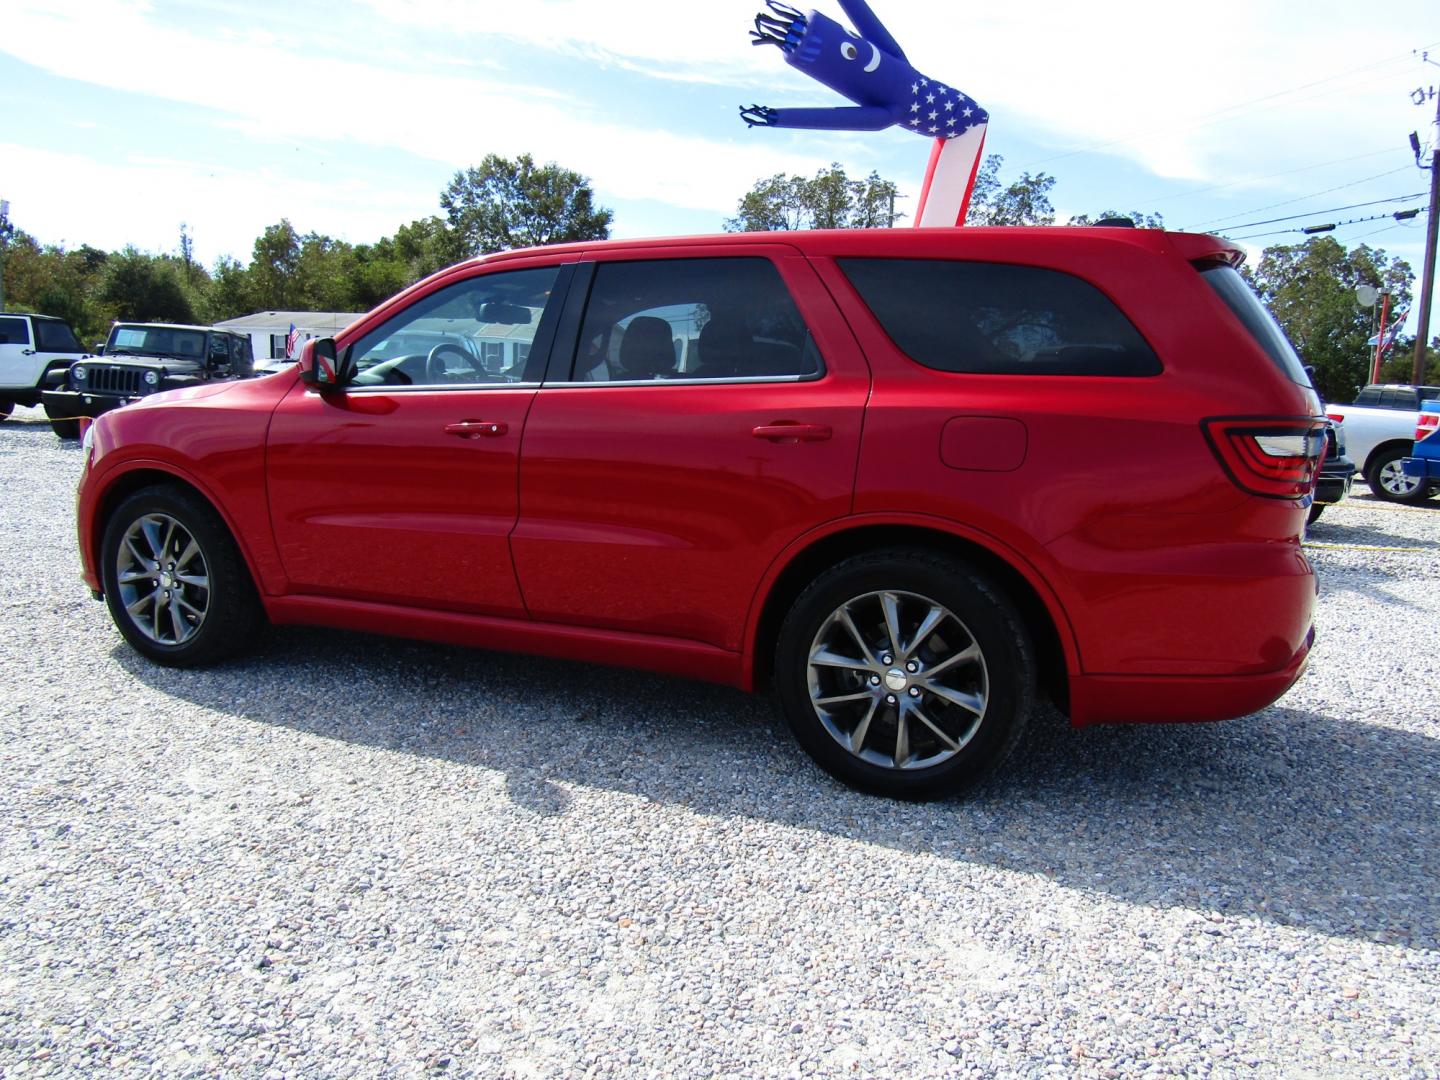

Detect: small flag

[1366,304,1409,355]
[285,323,300,359]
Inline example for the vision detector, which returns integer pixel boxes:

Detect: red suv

[74,228,1324,798]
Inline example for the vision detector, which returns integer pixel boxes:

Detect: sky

[2,0,1439,334]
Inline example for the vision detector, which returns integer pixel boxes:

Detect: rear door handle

[443,420,508,439]
[752,422,832,443]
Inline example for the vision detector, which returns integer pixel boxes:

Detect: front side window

[0,317,32,347]
[840,258,1162,377]
[570,257,820,382]
[347,266,559,388]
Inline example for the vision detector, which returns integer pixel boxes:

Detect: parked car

[73,228,1325,798]
[1308,417,1357,525]
[1325,383,1440,504]
[42,322,255,438]
[1401,400,1440,491]
[0,312,90,421]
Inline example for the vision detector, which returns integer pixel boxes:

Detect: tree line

[1,151,1432,400]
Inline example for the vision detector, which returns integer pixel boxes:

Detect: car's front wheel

[775,549,1035,799]
[100,485,265,666]
[1366,446,1432,504]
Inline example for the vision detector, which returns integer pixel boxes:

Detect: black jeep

[42,322,255,438]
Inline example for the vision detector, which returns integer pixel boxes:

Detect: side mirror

[94,343,106,355]
[299,337,354,391]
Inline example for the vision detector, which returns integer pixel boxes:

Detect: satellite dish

[1355,285,1379,307]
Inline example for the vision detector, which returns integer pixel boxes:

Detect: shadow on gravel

[121,629,1439,950]
[1307,515,1440,550]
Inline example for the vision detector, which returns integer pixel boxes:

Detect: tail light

[1417,412,1439,442]
[1202,418,1327,499]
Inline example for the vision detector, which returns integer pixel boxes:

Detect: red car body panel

[76,227,1320,727]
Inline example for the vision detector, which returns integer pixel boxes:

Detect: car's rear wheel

[44,403,79,440]
[1366,446,1432,504]
[775,549,1034,800]
[100,485,265,667]
[1306,503,1324,526]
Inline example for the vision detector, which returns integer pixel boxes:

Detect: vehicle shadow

[118,629,1440,950]
[1307,515,1440,550]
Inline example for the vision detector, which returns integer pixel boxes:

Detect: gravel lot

[2,405,1438,1078]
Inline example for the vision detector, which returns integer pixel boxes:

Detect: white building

[214,311,365,372]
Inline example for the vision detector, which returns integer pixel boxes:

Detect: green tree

[441,154,612,257]
[249,220,303,309]
[965,154,1056,226]
[100,248,196,323]
[725,163,901,232]
[1243,236,1413,403]
[1067,209,1166,229]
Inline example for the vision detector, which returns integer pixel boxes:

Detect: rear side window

[838,258,1161,376]
[0,316,31,346]
[1200,265,1313,389]
[34,319,81,352]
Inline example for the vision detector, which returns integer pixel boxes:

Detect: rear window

[1201,265,1313,389]
[838,258,1161,376]
[34,318,82,352]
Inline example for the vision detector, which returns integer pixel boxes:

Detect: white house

[214,311,365,371]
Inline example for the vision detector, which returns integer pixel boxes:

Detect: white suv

[0,313,89,420]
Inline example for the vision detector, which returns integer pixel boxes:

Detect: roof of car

[469,226,1243,268]
[112,322,238,334]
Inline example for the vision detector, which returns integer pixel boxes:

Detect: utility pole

[1412,57,1440,386]
[0,200,13,313]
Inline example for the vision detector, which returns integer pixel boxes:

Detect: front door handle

[752,422,832,443]
[443,420,508,439]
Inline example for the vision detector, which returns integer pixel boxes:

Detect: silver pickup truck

[1325,383,1440,504]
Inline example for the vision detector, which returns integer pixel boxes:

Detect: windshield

[107,326,208,361]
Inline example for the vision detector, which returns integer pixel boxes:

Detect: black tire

[100,485,265,667]
[44,403,80,440]
[774,548,1035,800]
[1306,503,1324,526]
[1365,445,1432,505]
[0,400,13,422]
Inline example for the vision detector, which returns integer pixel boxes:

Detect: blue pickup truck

[1401,400,1440,490]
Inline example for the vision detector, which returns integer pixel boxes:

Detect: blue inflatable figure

[741,0,990,226]
[741,0,987,140]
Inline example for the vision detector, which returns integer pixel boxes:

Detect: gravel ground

[2,405,1438,1079]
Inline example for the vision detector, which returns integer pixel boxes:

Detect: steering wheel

[425,343,477,384]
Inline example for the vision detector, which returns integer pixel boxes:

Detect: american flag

[902,76,988,140]
[285,323,300,359]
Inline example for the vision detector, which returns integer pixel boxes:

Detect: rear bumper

[1067,625,1313,726]
[1400,455,1440,482]
[1313,455,1356,506]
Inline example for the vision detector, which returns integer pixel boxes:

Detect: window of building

[840,258,1162,377]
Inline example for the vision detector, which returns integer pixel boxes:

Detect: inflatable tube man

[741,0,988,227]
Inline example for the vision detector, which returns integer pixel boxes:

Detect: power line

[1128,146,1401,208]
[1227,207,1427,242]
[1017,44,1438,170]
[1209,192,1427,233]
[1181,167,1417,230]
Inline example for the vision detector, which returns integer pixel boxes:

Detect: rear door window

[0,317,31,346]
[566,258,821,382]
[839,258,1161,376]
[34,319,81,352]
